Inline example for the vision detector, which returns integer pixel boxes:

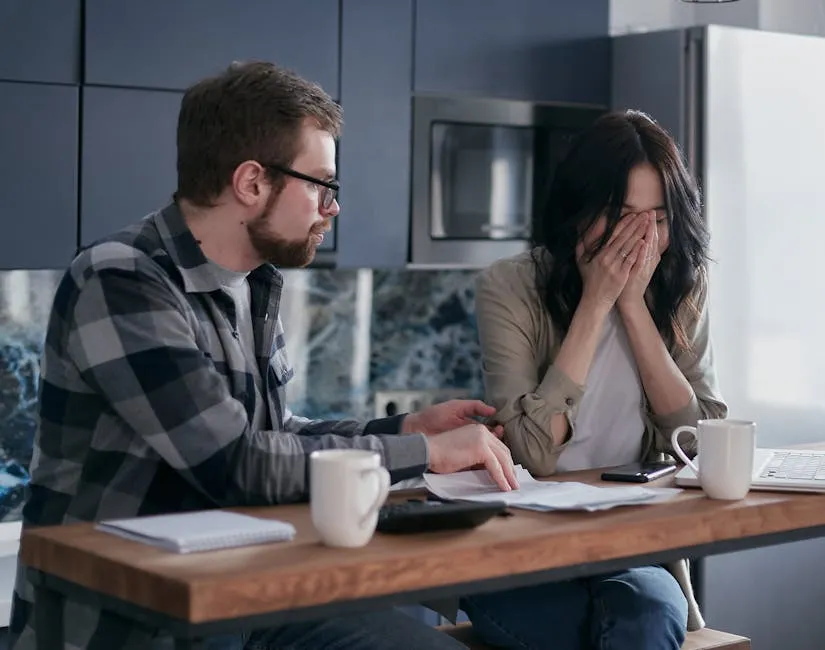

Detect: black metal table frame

[29,522,825,649]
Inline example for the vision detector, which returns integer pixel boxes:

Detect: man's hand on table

[400,398,517,491]
[425,422,519,493]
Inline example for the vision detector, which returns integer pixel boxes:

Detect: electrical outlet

[373,389,470,419]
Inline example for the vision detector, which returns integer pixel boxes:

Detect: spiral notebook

[96,510,296,554]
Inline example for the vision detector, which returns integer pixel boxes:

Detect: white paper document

[423,466,681,512]
[390,477,426,492]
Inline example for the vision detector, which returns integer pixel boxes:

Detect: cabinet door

[80,87,180,245]
[414,0,609,104]
[84,0,339,95]
[0,82,78,269]
[337,0,414,268]
[0,0,81,83]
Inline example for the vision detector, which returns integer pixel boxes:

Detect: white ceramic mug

[671,419,756,500]
[310,449,390,548]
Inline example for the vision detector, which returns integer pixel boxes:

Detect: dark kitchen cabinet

[0,0,81,84]
[80,87,181,245]
[337,0,414,268]
[414,0,610,104]
[0,82,78,269]
[84,0,339,95]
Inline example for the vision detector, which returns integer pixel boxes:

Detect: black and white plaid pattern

[8,203,428,649]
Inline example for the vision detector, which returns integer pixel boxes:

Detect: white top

[211,264,267,432]
[556,309,644,472]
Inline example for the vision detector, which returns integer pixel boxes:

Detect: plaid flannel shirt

[9,203,428,649]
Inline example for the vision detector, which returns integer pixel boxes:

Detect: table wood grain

[20,468,825,624]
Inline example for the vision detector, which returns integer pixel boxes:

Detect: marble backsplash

[282,268,484,421]
[0,267,483,523]
[0,271,64,523]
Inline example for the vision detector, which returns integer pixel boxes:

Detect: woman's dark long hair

[531,110,710,350]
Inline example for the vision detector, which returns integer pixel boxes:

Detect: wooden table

[21,468,825,649]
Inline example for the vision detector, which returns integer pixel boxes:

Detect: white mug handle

[671,425,699,474]
[358,466,390,528]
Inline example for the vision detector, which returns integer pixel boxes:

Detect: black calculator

[376,498,508,534]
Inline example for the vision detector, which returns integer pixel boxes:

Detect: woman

[464,110,728,650]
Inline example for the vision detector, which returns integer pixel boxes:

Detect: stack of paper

[424,466,681,512]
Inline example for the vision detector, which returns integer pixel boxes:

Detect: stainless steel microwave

[409,95,605,267]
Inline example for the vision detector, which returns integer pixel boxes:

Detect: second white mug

[671,419,756,500]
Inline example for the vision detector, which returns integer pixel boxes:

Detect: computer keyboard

[760,451,825,481]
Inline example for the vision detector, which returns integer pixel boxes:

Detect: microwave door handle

[430,126,452,239]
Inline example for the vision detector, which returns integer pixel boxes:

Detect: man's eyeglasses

[264,163,339,210]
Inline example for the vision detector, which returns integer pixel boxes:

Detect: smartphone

[600,461,677,483]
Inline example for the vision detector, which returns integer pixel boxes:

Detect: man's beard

[247,196,324,268]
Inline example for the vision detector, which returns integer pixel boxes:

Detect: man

[9,61,518,649]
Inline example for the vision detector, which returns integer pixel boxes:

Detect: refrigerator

[612,25,825,649]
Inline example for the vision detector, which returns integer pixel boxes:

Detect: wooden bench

[436,622,751,649]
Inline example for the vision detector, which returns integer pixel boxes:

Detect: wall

[760,0,825,36]
[610,0,758,34]
[611,0,825,37]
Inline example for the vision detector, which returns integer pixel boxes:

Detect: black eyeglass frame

[264,163,340,209]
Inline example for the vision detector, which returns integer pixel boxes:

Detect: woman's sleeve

[475,261,584,476]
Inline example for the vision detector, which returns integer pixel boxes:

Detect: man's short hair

[176,61,343,206]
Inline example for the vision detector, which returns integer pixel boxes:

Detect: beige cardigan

[472,250,729,631]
